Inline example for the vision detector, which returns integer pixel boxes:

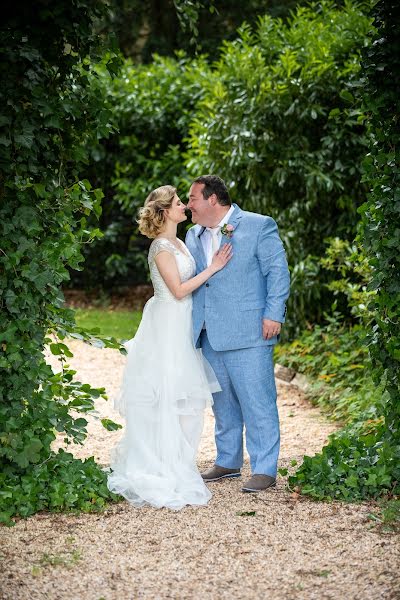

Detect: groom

[185,175,290,492]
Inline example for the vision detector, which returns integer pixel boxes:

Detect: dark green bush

[186,1,372,333]
[74,1,373,336]
[288,0,400,502]
[100,0,308,62]
[71,52,210,289]
[0,452,113,522]
[289,419,397,501]
[0,1,123,526]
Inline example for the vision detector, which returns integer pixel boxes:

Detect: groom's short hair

[192,175,231,206]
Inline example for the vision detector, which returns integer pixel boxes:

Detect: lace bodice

[148,238,196,302]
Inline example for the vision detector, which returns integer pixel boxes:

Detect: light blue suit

[185,204,290,477]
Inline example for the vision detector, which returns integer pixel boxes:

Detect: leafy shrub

[288,0,400,501]
[101,0,307,62]
[0,452,114,524]
[368,498,400,533]
[71,52,210,288]
[0,1,123,525]
[73,1,373,336]
[186,0,372,332]
[289,418,397,501]
[276,311,381,423]
[276,234,377,420]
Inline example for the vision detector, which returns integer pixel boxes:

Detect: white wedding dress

[107,238,220,510]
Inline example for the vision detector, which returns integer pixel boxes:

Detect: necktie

[207,226,220,265]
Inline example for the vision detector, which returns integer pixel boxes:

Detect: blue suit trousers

[201,330,280,477]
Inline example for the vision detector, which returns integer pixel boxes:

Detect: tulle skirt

[107,295,220,510]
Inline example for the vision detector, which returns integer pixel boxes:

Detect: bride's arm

[155,244,232,300]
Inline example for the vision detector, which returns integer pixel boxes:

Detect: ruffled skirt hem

[107,295,218,510]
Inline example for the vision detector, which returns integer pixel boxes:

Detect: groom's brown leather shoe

[242,474,276,492]
[201,464,241,481]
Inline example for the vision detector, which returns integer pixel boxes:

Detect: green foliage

[358,0,400,447]
[280,234,398,501]
[276,311,381,423]
[109,52,209,212]
[0,451,118,526]
[99,0,306,62]
[368,498,400,533]
[186,0,372,333]
[287,255,323,330]
[0,1,123,525]
[275,235,377,420]
[320,237,374,321]
[288,418,398,501]
[76,1,373,337]
[173,0,215,44]
[280,251,398,501]
[72,52,210,288]
[288,0,400,502]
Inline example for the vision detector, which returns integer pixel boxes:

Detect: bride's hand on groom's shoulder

[210,243,233,273]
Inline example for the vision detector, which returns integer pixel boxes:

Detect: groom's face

[188,183,215,226]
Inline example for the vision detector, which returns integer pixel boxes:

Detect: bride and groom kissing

[107,174,290,510]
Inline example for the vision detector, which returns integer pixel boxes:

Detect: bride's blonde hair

[137,185,177,239]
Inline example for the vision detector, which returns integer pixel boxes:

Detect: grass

[32,539,83,574]
[39,549,82,568]
[368,498,400,533]
[74,308,142,341]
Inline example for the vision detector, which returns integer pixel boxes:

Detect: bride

[107,185,232,510]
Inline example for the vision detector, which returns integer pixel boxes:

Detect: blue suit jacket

[185,204,290,351]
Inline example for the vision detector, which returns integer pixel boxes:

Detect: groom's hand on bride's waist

[262,319,282,340]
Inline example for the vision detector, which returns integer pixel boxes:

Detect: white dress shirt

[202,205,235,266]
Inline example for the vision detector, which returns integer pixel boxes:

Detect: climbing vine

[289,0,400,501]
[0,1,123,525]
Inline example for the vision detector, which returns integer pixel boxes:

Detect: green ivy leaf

[101,419,122,431]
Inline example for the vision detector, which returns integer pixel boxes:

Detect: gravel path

[0,342,398,600]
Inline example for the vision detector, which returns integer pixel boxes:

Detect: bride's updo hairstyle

[137,185,177,239]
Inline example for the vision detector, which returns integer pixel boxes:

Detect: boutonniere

[221,223,234,238]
